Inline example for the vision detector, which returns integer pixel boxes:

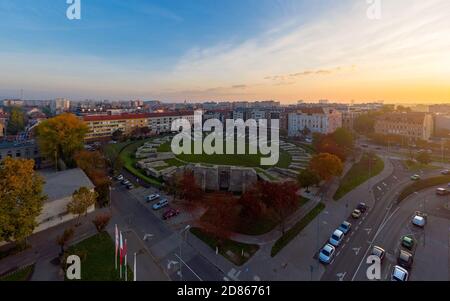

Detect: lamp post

[179,225,191,281]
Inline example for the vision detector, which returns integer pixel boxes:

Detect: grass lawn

[271,202,325,257]
[190,228,259,266]
[333,153,384,201]
[0,264,35,281]
[403,160,439,172]
[397,175,450,203]
[158,140,292,169]
[65,232,133,281]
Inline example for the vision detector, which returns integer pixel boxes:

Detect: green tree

[416,151,431,165]
[297,169,320,192]
[333,128,354,149]
[36,113,88,169]
[68,187,98,225]
[354,113,376,134]
[309,153,344,181]
[0,158,46,244]
[6,107,25,135]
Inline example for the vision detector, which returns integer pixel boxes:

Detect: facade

[51,98,71,114]
[2,99,24,107]
[0,141,40,166]
[35,168,95,233]
[0,112,7,138]
[341,110,365,131]
[288,107,342,136]
[374,112,434,141]
[83,111,195,141]
[435,114,450,134]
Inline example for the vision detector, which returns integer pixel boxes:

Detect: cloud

[264,66,348,81]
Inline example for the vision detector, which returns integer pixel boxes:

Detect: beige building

[83,111,195,141]
[374,112,434,141]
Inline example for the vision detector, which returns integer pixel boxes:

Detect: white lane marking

[336,272,347,281]
[353,247,361,256]
[364,228,372,235]
[377,186,382,191]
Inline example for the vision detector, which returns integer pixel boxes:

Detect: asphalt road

[111,181,226,281]
[320,159,443,281]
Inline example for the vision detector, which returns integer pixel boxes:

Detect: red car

[162,208,180,220]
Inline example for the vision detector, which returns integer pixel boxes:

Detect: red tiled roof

[83,111,194,122]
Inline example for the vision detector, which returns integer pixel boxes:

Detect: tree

[36,113,88,168]
[270,181,300,235]
[200,199,238,241]
[6,107,25,135]
[354,113,376,135]
[68,187,98,225]
[416,151,431,165]
[297,169,320,192]
[92,213,111,233]
[0,158,46,244]
[239,187,266,220]
[111,129,124,141]
[309,153,344,181]
[74,150,106,172]
[333,128,354,149]
[166,170,203,203]
[56,227,74,255]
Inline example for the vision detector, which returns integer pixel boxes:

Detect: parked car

[338,221,352,234]
[410,174,421,181]
[412,213,426,228]
[397,250,414,269]
[329,229,345,247]
[126,183,134,190]
[391,265,409,281]
[357,203,368,213]
[371,246,386,262]
[116,174,124,181]
[436,188,449,196]
[162,208,180,220]
[401,235,415,250]
[152,199,169,210]
[146,194,160,202]
[441,169,450,175]
[121,179,130,185]
[319,244,336,264]
[351,209,362,219]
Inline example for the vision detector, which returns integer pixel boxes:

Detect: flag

[124,239,128,281]
[119,232,123,278]
[133,253,137,281]
[115,225,119,270]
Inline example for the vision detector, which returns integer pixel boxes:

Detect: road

[111,181,226,281]
[320,158,444,281]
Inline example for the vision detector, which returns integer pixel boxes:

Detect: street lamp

[179,225,191,281]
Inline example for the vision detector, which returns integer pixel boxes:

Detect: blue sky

[0,0,449,103]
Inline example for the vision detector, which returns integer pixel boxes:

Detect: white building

[35,168,95,233]
[51,98,71,114]
[288,107,342,136]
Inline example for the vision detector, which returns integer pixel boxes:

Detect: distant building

[435,114,450,135]
[374,112,434,141]
[35,168,95,233]
[0,111,7,138]
[51,98,71,114]
[0,140,40,166]
[341,110,365,131]
[2,99,24,107]
[83,111,195,141]
[288,107,342,136]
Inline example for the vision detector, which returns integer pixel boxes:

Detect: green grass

[397,175,450,203]
[158,140,292,169]
[403,160,439,172]
[190,228,259,266]
[271,202,325,257]
[0,264,34,281]
[65,232,133,281]
[333,153,384,200]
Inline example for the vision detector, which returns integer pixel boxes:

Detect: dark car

[401,235,415,250]
[397,250,414,269]
[162,208,180,220]
[357,203,368,213]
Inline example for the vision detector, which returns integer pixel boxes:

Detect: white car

[329,229,345,247]
[412,215,426,228]
[116,175,124,181]
[146,194,160,202]
[391,265,409,281]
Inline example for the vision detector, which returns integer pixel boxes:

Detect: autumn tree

[6,107,25,135]
[270,181,299,235]
[297,169,320,192]
[56,227,74,255]
[0,158,46,244]
[36,113,88,169]
[68,187,98,225]
[200,199,238,241]
[309,153,344,181]
[416,151,431,165]
[74,150,106,171]
[239,187,266,220]
[92,213,111,233]
[333,128,354,150]
[354,113,376,135]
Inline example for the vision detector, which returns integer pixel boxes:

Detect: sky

[0,0,449,104]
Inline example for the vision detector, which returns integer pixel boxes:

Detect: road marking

[336,251,341,257]
[364,228,372,235]
[167,259,179,270]
[175,254,203,281]
[353,247,361,256]
[382,182,387,187]
[323,221,328,225]
[377,186,382,191]
[143,234,154,241]
[336,272,347,281]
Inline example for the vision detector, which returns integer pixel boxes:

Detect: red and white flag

[119,232,123,278]
[124,239,128,281]
[115,224,119,270]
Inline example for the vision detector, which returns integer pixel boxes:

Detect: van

[436,188,449,196]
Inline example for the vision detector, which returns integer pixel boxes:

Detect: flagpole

[119,232,123,279]
[115,225,118,270]
[133,252,137,281]
[125,254,128,282]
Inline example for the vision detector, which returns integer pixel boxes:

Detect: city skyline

[0,0,449,103]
